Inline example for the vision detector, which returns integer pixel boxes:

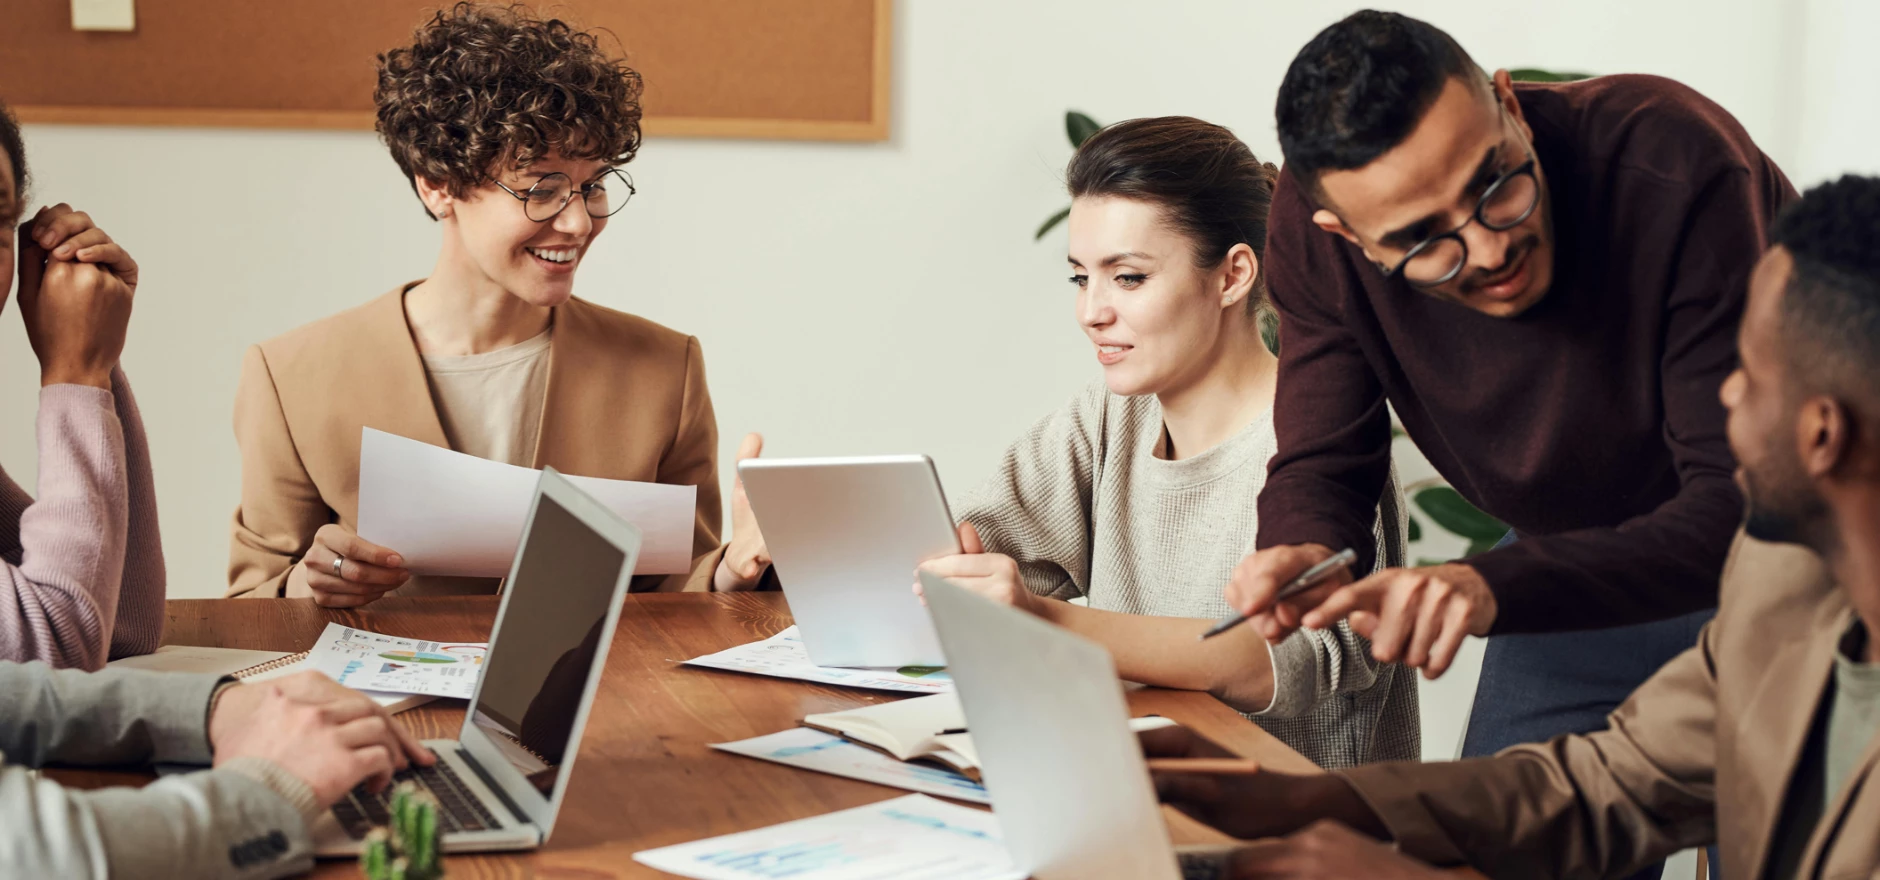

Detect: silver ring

[332,555,346,578]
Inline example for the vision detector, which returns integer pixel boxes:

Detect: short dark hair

[374,2,643,219]
[1275,10,1482,199]
[1066,116,1280,310]
[0,98,27,211]
[1771,175,1880,415]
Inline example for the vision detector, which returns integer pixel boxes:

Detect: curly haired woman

[226,3,771,603]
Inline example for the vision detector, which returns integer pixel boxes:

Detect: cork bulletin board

[1,0,892,141]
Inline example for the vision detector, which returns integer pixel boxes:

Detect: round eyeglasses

[1384,154,1540,288]
[494,169,636,223]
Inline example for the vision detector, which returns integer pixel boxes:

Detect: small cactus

[359,784,445,880]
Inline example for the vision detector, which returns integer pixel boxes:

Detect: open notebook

[795,693,1176,785]
[801,693,980,779]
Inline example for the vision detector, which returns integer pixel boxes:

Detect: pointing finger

[1300,579,1387,630]
[1426,600,1475,679]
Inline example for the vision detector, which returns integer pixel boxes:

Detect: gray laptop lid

[920,571,1180,880]
[455,467,641,840]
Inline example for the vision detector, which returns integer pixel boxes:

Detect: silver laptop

[737,455,959,668]
[920,570,1184,880]
[312,467,640,855]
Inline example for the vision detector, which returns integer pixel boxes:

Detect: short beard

[1741,471,1828,548]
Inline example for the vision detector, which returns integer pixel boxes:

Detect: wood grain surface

[54,594,1323,877]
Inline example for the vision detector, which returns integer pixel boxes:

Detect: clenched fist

[16,204,139,389]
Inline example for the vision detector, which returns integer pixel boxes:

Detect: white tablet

[737,455,960,668]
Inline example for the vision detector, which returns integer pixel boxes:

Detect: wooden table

[61,594,1320,878]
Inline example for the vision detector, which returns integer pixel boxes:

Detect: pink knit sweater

[0,370,165,669]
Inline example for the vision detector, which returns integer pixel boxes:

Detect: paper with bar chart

[307,622,487,699]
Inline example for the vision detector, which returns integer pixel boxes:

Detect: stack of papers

[110,624,483,712]
[684,626,953,694]
[632,794,1021,880]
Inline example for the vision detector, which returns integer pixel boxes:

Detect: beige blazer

[226,286,726,598]
[1338,533,1878,880]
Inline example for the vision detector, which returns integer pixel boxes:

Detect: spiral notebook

[109,644,436,714]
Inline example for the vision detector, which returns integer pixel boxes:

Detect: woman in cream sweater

[918,117,1418,769]
[227,5,770,602]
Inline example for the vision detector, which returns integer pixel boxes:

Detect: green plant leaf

[1412,486,1509,543]
[1407,516,1422,542]
[1506,68,1593,83]
[1035,205,1071,240]
[1067,111,1101,148]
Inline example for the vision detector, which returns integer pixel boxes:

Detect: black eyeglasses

[494,169,636,222]
[1383,151,1540,288]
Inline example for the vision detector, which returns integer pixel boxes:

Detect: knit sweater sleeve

[1257,459,1410,719]
[954,383,1109,601]
[106,369,165,659]
[0,384,132,670]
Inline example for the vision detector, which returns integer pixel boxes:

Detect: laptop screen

[468,493,626,797]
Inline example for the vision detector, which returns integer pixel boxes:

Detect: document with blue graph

[683,626,954,694]
[712,728,991,804]
[632,794,1023,880]
[249,622,488,700]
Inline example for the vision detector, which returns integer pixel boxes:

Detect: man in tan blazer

[1144,176,1880,879]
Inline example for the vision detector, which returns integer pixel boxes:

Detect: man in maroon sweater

[1226,11,1794,841]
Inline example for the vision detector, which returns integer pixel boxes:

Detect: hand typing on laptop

[307,468,644,856]
[209,670,435,804]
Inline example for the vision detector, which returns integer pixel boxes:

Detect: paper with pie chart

[304,622,488,700]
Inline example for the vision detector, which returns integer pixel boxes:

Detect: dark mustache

[1459,238,1537,293]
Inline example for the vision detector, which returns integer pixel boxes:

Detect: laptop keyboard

[332,760,504,840]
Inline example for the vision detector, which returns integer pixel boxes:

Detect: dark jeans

[1463,533,1717,880]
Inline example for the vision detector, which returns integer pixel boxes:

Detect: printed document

[632,794,1022,880]
[683,626,953,694]
[713,728,990,804]
[356,427,695,577]
[256,622,488,700]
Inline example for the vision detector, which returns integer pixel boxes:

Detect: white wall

[3,0,1874,794]
[1794,0,1880,183]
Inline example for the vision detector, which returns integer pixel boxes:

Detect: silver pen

[1198,548,1359,640]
